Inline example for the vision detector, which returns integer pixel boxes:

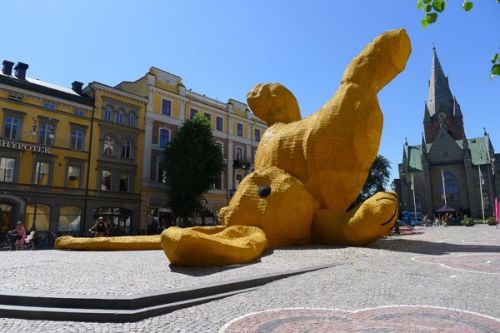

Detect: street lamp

[30,118,40,232]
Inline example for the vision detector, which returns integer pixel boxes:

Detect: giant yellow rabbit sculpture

[56,29,411,266]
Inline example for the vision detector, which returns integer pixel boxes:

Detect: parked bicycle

[0,230,35,250]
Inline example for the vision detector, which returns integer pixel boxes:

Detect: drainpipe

[81,87,96,236]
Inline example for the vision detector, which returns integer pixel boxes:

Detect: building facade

[83,82,146,235]
[0,60,93,234]
[0,60,266,234]
[0,60,147,235]
[117,67,267,228]
[394,49,499,219]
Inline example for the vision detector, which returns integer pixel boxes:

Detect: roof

[406,137,491,171]
[0,73,92,105]
[458,138,491,165]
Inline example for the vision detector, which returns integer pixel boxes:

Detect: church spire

[426,47,454,117]
[423,103,431,123]
[452,97,462,118]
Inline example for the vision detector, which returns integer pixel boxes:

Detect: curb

[0,263,333,322]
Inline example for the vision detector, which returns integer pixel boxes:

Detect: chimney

[71,81,83,94]
[14,62,29,80]
[2,60,14,75]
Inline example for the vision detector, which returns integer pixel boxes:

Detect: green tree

[161,114,224,221]
[352,155,392,206]
[417,0,500,78]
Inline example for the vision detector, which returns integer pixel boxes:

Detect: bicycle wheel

[0,241,11,251]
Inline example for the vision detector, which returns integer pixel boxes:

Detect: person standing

[14,221,27,250]
[89,216,109,237]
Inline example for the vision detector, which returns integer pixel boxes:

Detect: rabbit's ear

[340,29,411,94]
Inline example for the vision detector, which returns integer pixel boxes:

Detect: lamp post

[30,118,39,232]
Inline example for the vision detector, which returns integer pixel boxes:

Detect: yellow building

[0,60,93,235]
[83,82,147,234]
[117,67,267,227]
[0,61,147,237]
[1,60,265,234]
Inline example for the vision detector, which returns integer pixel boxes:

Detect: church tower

[423,48,465,143]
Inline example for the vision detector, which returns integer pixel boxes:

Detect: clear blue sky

[2,0,499,182]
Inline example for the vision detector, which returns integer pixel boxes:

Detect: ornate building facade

[117,67,267,227]
[394,49,499,219]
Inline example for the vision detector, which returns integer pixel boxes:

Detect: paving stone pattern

[1,225,499,332]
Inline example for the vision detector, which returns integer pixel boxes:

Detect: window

[255,129,261,142]
[213,172,223,190]
[67,166,81,188]
[204,113,211,122]
[39,123,55,146]
[3,117,21,139]
[128,113,136,127]
[58,206,81,233]
[235,174,243,188]
[43,101,56,110]
[442,171,460,206]
[103,135,114,156]
[119,173,129,192]
[121,141,132,159]
[0,157,15,182]
[215,142,223,153]
[101,170,112,191]
[235,147,243,160]
[103,106,113,121]
[116,111,124,124]
[25,204,50,232]
[70,129,84,151]
[216,116,223,131]
[159,129,170,148]
[162,99,171,116]
[35,161,50,185]
[190,108,198,118]
[156,157,167,183]
[237,123,243,137]
[74,109,85,117]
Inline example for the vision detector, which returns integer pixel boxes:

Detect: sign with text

[0,139,51,154]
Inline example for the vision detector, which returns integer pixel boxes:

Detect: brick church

[394,48,499,219]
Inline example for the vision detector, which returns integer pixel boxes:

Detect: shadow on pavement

[371,238,500,255]
[168,251,271,276]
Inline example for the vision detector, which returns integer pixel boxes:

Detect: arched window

[159,128,170,148]
[121,141,132,159]
[235,147,243,160]
[103,106,113,121]
[128,113,137,127]
[103,135,114,156]
[442,171,460,207]
[58,206,81,233]
[116,110,124,124]
[25,204,51,231]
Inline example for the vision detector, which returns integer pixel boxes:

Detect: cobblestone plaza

[1,225,499,332]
